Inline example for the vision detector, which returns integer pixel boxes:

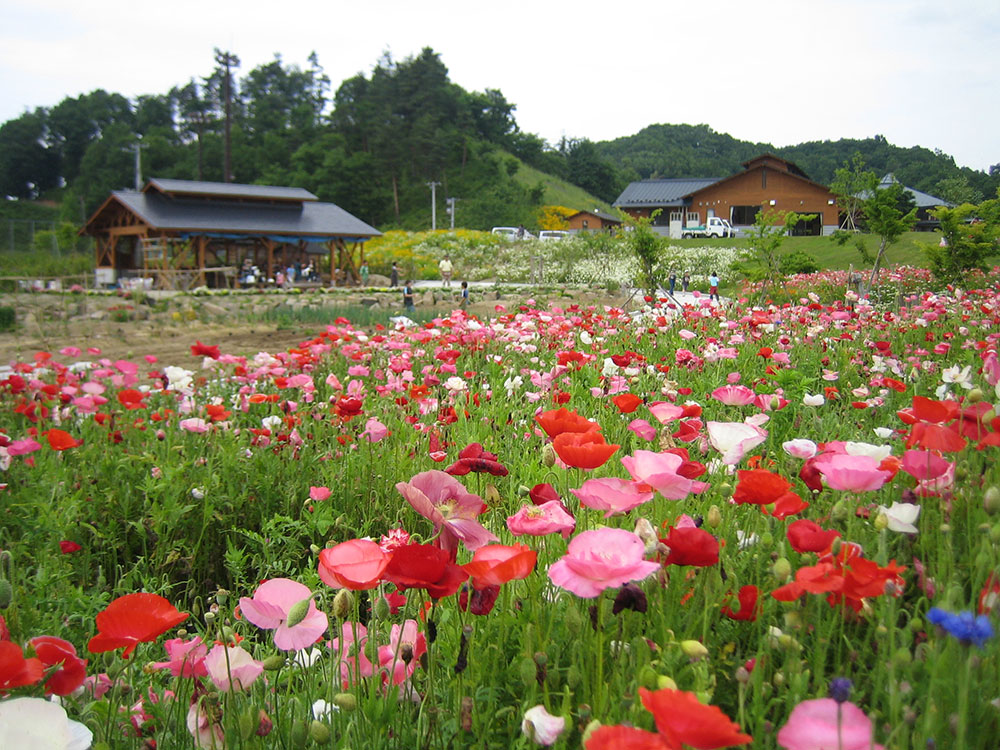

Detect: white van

[538,230,570,241]
[492,226,535,240]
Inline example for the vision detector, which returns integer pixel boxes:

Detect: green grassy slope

[510,160,615,214]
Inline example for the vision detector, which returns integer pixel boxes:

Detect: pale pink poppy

[571,477,654,517]
[238,578,329,652]
[547,528,659,598]
[179,418,210,434]
[60,346,82,357]
[309,486,331,502]
[648,401,684,424]
[150,637,208,678]
[813,453,891,492]
[777,698,884,750]
[187,694,225,749]
[621,450,707,500]
[900,449,952,482]
[7,439,42,456]
[329,621,374,688]
[507,501,576,539]
[396,470,498,553]
[521,704,566,746]
[361,417,389,442]
[378,620,427,686]
[782,439,818,460]
[710,384,756,406]
[204,643,263,691]
[706,421,768,465]
[627,418,657,441]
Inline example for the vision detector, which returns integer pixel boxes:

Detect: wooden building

[82,178,380,290]
[565,209,623,233]
[614,155,839,236]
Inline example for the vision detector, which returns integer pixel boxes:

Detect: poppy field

[2,268,999,749]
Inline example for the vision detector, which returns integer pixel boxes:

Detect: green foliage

[926,193,1000,281]
[623,211,663,296]
[0,306,14,331]
[779,251,820,275]
[860,176,918,288]
[744,209,813,297]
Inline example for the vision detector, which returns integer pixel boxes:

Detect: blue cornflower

[927,607,994,648]
[828,677,853,703]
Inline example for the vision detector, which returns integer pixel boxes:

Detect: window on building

[582,220,589,229]
[789,213,822,236]
[669,211,684,223]
[731,205,760,225]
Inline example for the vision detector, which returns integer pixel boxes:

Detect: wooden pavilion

[82,178,381,290]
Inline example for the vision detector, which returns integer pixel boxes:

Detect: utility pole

[215,49,240,183]
[129,140,148,190]
[445,197,458,229]
[426,181,441,230]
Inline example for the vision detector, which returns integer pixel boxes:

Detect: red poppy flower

[462,544,537,589]
[29,636,87,696]
[612,393,643,414]
[205,404,232,422]
[445,443,508,477]
[979,573,1000,615]
[643,687,752,748]
[722,585,760,622]
[661,526,719,567]
[190,341,221,360]
[334,397,364,419]
[117,389,147,410]
[382,544,468,599]
[45,428,82,451]
[787,519,840,554]
[88,593,188,658]
[59,540,82,554]
[535,407,598,439]
[733,469,793,505]
[0,640,44,691]
[552,430,619,470]
[318,539,389,591]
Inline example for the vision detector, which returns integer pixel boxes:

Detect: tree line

[1,48,997,230]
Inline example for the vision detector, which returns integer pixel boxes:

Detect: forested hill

[595,124,999,204]
[1,47,997,230]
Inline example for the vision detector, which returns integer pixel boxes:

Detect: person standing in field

[460,281,469,309]
[668,270,677,295]
[390,262,399,288]
[682,273,690,292]
[709,271,720,302]
[403,280,415,312]
[439,255,454,288]
[360,260,370,286]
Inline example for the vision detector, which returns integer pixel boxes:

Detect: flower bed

[1,270,998,748]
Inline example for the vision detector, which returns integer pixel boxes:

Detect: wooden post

[197,236,206,287]
[266,239,274,284]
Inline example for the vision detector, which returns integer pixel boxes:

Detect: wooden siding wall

[688,168,837,227]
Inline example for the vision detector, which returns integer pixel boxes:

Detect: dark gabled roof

[613,178,720,208]
[742,153,809,179]
[878,174,952,209]
[85,189,380,239]
[566,209,622,223]
[144,178,318,203]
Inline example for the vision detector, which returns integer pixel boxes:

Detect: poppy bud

[262,654,285,671]
[939,523,951,534]
[0,579,11,610]
[772,557,792,583]
[332,589,353,620]
[892,647,912,668]
[484,483,501,505]
[735,666,751,684]
[204,611,216,624]
[517,485,531,497]
[238,709,256,741]
[256,710,273,736]
[706,505,722,529]
[612,583,648,615]
[285,597,312,628]
[581,719,602,744]
[638,666,658,690]
[541,443,556,467]
[656,675,678,690]
[333,693,357,711]
[968,387,984,403]
[309,720,331,744]
[518,657,536,686]
[309,544,321,555]
[373,595,391,619]
[831,500,849,522]
[983,486,1000,515]
[633,518,658,554]
[873,512,889,531]
[460,696,474,732]
[215,588,229,606]
[680,639,708,661]
[290,721,308,746]
[991,523,1000,543]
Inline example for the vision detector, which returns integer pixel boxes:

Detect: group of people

[667,269,721,302]
[396,254,469,314]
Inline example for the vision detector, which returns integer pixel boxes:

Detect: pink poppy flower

[548,528,659,598]
[204,643,263,692]
[648,401,684,424]
[621,450,707,500]
[396,470,498,554]
[238,579,328,652]
[777,698,884,750]
[329,621,374,687]
[813,453,891,492]
[707,421,768,465]
[361,417,389,443]
[378,620,427,686]
[178,418,210,434]
[782,439,818,459]
[710,385,756,406]
[506,501,576,539]
[7,439,42,456]
[309,486,331,502]
[571,477,654,517]
[900,449,952,482]
[627,418,657,441]
[150,637,208,678]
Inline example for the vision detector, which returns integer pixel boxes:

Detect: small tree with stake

[744,208,813,303]
[926,190,1000,282]
[624,210,663,298]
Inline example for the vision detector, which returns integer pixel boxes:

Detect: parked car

[492,226,536,240]
[681,217,736,239]
[538,230,570,241]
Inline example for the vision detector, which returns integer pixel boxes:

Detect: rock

[201,302,229,317]
[367,274,390,287]
[420,291,435,306]
[360,297,379,308]
[90,310,108,320]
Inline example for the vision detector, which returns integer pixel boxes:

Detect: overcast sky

[2,0,997,172]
